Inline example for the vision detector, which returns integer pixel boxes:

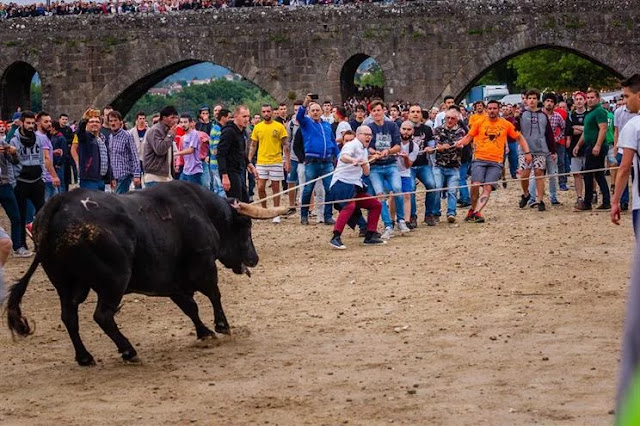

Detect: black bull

[6,181,287,366]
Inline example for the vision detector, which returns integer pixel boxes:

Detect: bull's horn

[236,203,290,219]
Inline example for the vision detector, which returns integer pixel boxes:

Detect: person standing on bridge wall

[143,106,179,188]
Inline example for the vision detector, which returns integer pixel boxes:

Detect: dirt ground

[0,181,634,425]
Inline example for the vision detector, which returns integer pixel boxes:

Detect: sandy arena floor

[0,181,634,425]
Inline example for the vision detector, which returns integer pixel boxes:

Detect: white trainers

[272,216,281,224]
[13,247,33,258]
[381,226,394,240]
[397,220,410,233]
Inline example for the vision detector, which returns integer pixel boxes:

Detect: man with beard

[397,121,420,228]
[407,103,436,227]
[10,111,48,252]
[433,109,466,223]
[573,89,611,211]
[455,100,532,222]
[34,111,61,201]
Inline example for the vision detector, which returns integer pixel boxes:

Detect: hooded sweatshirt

[9,127,44,183]
[518,109,556,155]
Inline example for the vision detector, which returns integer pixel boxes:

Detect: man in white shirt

[328,125,384,249]
[612,74,640,235]
[614,103,637,211]
[434,96,455,129]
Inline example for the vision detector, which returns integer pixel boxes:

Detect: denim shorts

[401,176,413,193]
[287,160,299,184]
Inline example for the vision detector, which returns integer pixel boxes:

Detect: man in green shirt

[573,89,611,210]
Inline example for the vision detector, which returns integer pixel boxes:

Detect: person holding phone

[143,106,179,188]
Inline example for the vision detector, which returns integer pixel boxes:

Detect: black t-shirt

[195,121,212,135]
[411,123,434,167]
[349,119,363,131]
[567,110,586,157]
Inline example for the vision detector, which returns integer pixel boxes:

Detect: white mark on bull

[80,197,99,211]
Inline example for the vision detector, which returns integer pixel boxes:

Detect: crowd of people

[0,75,637,269]
[0,0,396,18]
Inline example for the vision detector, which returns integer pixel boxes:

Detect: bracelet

[522,151,531,155]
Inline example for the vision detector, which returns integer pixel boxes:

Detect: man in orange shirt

[456,100,532,222]
[468,101,487,128]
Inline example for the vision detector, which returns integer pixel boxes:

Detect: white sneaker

[397,220,410,233]
[381,226,394,240]
[272,216,281,224]
[13,247,33,258]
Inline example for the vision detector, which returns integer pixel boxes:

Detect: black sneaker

[519,194,530,209]
[325,218,336,225]
[359,229,382,238]
[551,200,562,205]
[409,215,418,229]
[363,233,386,245]
[596,204,611,210]
[329,236,346,250]
[301,217,309,225]
[538,201,546,211]
[425,215,437,226]
[622,203,629,211]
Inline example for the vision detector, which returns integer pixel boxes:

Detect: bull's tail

[6,253,40,337]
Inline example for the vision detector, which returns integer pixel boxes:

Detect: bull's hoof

[197,331,216,340]
[215,324,231,335]
[76,353,96,367]
[121,349,140,363]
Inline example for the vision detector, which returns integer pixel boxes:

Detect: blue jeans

[79,179,105,191]
[180,173,202,185]
[410,165,437,219]
[507,142,518,179]
[44,182,58,202]
[458,162,471,205]
[301,161,333,221]
[0,184,22,250]
[616,152,630,205]
[557,144,567,185]
[433,167,460,217]
[200,161,211,189]
[209,167,226,197]
[369,163,404,228]
[54,166,66,194]
[116,176,133,194]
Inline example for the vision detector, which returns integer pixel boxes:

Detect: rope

[275,165,619,209]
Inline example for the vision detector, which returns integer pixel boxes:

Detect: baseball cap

[12,112,21,121]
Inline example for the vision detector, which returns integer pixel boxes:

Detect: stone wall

[0,0,638,118]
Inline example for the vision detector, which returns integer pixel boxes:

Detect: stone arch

[92,56,280,117]
[439,37,631,105]
[340,53,385,102]
[0,61,38,120]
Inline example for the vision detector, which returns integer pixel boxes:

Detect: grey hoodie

[10,128,44,184]
[518,109,554,155]
[0,141,19,186]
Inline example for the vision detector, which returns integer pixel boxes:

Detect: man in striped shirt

[108,111,141,194]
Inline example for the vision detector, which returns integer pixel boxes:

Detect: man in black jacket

[217,105,258,202]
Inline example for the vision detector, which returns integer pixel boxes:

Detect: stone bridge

[0,0,638,119]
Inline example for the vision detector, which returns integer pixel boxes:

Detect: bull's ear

[235,202,290,219]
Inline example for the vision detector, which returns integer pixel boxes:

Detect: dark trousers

[0,183,22,250]
[583,146,610,208]
[14,180,45,249]
[225,171,249,203]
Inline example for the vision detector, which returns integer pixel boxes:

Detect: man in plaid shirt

[108,111,141,194]
[542,93,566,205]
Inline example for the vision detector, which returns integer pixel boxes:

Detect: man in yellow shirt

[468,101,487,128]
[249,104,290,223]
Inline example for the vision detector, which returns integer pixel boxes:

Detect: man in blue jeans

[407,103,437,227]
[297,94,339,225]
[433,110,466,223]
[0,139,29,257]
[366,99,409,239]
[107,111,141,194]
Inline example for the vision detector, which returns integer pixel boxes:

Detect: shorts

[287,160,299,184]
[518,153,546,171]
[607,146,618,165]
[401,176,413,193]
[570,156,585,173]
[256,164,285,181]
[470,160,503,188]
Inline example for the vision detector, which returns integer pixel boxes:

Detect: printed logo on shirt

[375,133,392,151]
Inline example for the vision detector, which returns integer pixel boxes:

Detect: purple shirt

[182,130,203,175]
[36,131,52,183]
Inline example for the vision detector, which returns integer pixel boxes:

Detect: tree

[472,48,619,94]
[30,83,42,112]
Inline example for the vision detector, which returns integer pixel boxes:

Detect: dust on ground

[0,183,633,425]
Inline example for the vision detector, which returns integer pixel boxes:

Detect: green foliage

[355,61,385,88]
[126,79,276,122]
[474,49,618,94]
[30,83,42,112]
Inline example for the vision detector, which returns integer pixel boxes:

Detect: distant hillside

[159,63,230,86]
